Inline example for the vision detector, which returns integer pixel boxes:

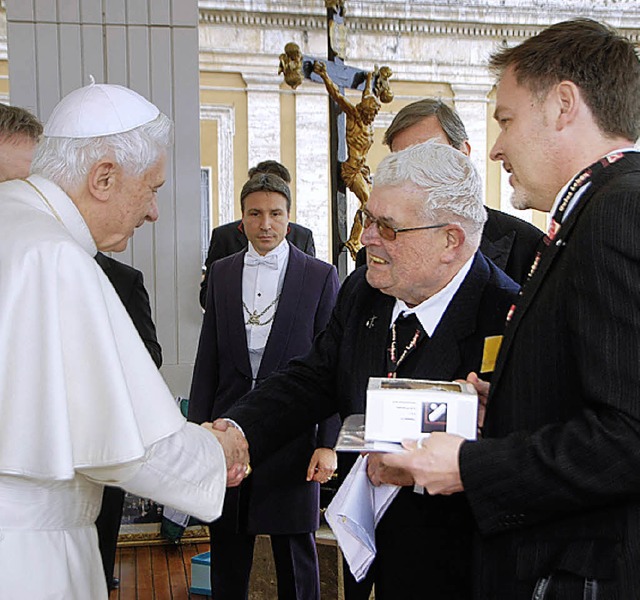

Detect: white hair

[374,139,487,245]
[30,112,173,189]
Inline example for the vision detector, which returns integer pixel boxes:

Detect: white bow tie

[244,253,278,270]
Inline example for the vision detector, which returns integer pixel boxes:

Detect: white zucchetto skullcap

[44,81,160,138]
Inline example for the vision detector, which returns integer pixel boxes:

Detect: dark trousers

[343,556,374,600]
[208,527,320,600]
[342,487,474,600]
[96,486,125,588]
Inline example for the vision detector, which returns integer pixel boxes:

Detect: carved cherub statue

[313,60,382,259]
[278,42,304,90]
[374,65,394,104]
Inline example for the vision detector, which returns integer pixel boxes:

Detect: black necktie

[386,313,426,378]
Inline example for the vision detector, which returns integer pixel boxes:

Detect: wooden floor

[112,542,209,600]
[112,529,347,600]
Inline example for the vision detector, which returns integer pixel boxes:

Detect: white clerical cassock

[0,84,227,600]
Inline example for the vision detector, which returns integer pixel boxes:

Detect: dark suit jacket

[199,220,316,308]
[355,207,542,286]
[480,207,542,285]
[189,243,340,534]
[95,253,162,368]
[460,154,640,599]
[224,252,519,596]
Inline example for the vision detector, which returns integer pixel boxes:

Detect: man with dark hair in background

[190,172,340,600]
[200,160,315,308]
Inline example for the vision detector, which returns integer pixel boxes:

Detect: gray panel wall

[5,0,203,397]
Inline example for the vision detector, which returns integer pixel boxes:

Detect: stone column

[244,73,282,167]
[451,83,492,202]
[295,89,331,262]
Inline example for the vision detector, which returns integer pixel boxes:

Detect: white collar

[25,174,97,256]
[246,237,289,261]
[391,255,474,337]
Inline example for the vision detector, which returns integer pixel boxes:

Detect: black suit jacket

[224,252,519,596]
[95,253,162,368]
[355,207,542,286]
[199,220,316,308]
[460,154,640,599]
[480,207,542,285]
[189,244,340,534]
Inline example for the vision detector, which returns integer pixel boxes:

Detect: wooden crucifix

[278,0,393,278]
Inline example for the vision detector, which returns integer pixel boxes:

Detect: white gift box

[364,377,478,443]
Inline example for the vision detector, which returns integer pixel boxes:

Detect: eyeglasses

[356,209,449,241]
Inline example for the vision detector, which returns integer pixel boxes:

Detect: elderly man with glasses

[219,139,519,599]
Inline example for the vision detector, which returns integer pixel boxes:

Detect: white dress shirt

[390,255,474,336]
[242,239,290,379]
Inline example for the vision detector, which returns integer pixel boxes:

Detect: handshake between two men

[202,419,250,487]
[204,371,490,493]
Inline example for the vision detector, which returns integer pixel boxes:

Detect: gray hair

[373,140,486,245]
[30,112,173,190]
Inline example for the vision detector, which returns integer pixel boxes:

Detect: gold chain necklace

[22,178,63,224]
[243,294,280,326]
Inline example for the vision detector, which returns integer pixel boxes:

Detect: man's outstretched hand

[202,419,250,487]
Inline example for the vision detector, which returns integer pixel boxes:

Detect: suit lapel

[257,246,304,377]
[222,252,253,379]
[491,234,562,386]
[360,291,395,379]
[491,155,640,388]
[480,231,515,272]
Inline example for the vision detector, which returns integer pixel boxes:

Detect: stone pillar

[295,89,331,262]
[4,0,203,396]
[451,83,492,202]
[244,73,282,167]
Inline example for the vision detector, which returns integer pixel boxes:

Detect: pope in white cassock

[0,83,248,599]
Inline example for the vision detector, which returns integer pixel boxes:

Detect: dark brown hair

[489,19,640,141]
[248,160,291,184]
[240,173,291,213]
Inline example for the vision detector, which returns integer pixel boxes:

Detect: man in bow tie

[199,160,316,309]
[188,172,340,600]
[218,141,520,599]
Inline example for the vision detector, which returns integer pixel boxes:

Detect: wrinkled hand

[306,448,337,483]
[202,419,250,488]
[466,372,490,432]
[366,451,415,487]
[382,433,465,496]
